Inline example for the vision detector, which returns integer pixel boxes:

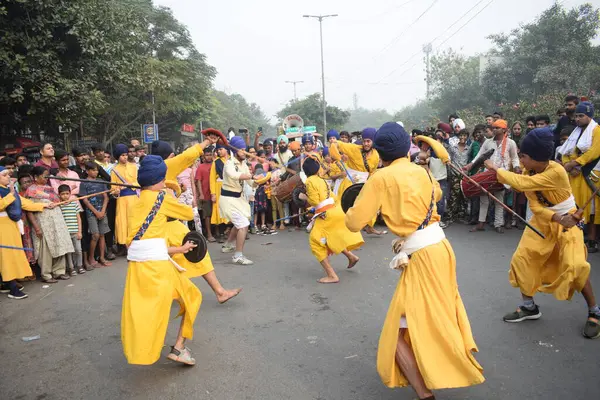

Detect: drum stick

[48,176,141,189]
[447,163,546,239]
[273,208,315,223]
[560,178,600,232]
[0,244,33,251]
[53,190,112,207]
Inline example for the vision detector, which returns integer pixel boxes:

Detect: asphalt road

[1,224,599,400]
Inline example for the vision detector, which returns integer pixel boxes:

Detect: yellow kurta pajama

[561,124,600,224]
[330,141,380,227]
[121,190,202,365]
[305,176,363,261]
[345,158,484,390]
[0,192,44,281]
[111,162,139,245]
[166,219,215,278]
[497,162,590,300]
[210,157,229,225]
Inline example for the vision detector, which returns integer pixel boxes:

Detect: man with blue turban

[111,144,139,253]
[345,122,485,399]
[485,127,599,339]
[329,127,384,235]
[273,134,294,226]
[122,154,203,366]
[560,101,600,253]
[219,136,258,265]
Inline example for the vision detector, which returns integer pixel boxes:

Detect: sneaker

[0,284,10,294]
[8,290,28,300]
[221,244,235,253]
[583,312,600,339]
[503,305,542,323]
[439,221,448,229]
[250,226,257,234]
[232,255,254,265]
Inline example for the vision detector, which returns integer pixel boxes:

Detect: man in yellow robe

[297,157,362,283]
[561,101,600,253]
[487,128,599,339]
[345,122,484,399]
[210,144,230,239]
[122,155,203,366]
[110,144,139,255]
[329,127,384,235]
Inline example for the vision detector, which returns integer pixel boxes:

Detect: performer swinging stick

[344,122,484,399]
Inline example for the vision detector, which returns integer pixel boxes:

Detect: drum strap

[133,190,165,241]
[528,170,555,207]
[417,172,436,230]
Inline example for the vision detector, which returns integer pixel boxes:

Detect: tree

[345,107,394,131]
[482,3,600,103]
[276,93,350,134]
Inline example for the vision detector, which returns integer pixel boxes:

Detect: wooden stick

[447,163,546,239]
[0,244,33,251]
[48,175,141,189]
[54,190,112,207]
[273,208,314,223]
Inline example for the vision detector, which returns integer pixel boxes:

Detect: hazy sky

[155,0,598,120]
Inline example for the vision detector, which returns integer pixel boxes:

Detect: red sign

[181,124,195,133]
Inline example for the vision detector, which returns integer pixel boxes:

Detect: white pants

[479,190,505,228]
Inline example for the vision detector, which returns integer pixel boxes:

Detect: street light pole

[285,80,304,101]
[303,14,338,135]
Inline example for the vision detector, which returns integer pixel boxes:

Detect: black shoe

[583,312,600,339]
[0,284,10,294]
[8,290,28,300]
[586,240,598,254]
[503,304,542,323]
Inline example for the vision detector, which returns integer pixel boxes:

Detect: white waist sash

[548,195,576,215]
[389,222,446,270]
[127,238,186,272]
[306,197,336,232]
[345,167,369,184]
[333,179,343,195]
[0,211,25,234]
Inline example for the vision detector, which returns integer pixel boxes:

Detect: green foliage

[344,107,394,131]
[276,93,350,133]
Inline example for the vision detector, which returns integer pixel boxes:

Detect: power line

[375,0,495,84]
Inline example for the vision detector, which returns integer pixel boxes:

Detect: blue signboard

[142,124,159,143]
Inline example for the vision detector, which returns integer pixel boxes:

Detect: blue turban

[215,143,226,150]
[0,166,5,173]
[327,129,340,140]
[151,140,173,160]
[229,136,246,152]
[576,101,594,118]
[263,138,274,147]
[520,127,554,161]
[113,144,128,159]
[373,122,411,162]
[277,134,289,145]
[138,155,167,187]
[302,156,320,177]
[362,128,377,141]
[302,133,314,145]
[322,146,330,157]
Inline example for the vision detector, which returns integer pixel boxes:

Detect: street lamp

[303,14,338,134]
[285,80,304,101]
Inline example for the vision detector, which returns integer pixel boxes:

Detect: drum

[460,170,505,198]
[273,173,304,203]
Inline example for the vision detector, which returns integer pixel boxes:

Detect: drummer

[463,119,520,233]
[329,127,384,235]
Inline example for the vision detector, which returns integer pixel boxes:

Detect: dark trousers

[105,197,116,250]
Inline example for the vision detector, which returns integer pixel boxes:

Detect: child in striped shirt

[58,184,85,275]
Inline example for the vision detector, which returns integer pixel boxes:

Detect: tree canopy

[276,93,350,134]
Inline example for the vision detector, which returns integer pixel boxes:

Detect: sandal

[583,313,600,339]
[207,237,217,243]
[43,278,58,284]
[98,260,112,267]
[84,264,95,271]
[70,270,78,276]
[57,274,71,280]
[167,346,196,366]
[77,267,86,274]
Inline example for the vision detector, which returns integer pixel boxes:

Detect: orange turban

[492,119,508,129]
[289,141,301,151]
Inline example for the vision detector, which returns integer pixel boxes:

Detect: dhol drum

[273,174,305,203]
[460,170,505,198]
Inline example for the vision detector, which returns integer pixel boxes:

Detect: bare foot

[347,256,359,269]
[318,276,340,284]
[470,223,485,233]
[217,288,242,304]
[98,259,112,267]
[365,226,386,235]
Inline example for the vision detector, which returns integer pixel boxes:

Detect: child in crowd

[253,165,273,234]
[269,159,285,230]
[79,162,111,268]
[58,184,85,275]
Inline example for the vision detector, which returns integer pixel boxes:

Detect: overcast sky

[155,0,598,121]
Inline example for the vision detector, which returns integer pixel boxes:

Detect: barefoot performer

[122,155,205,366]
[345,122,484,400]
[329,127,385,235]
[485,128,599,339]
[152,134,241,303]
[297,157,363,284]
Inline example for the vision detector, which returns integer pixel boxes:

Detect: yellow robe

[561,125,600,224]
[497,162,590,300]
[209,157,228,225]
[305,175,363,261]
[330,141,379,227]
[111,162,139,245]
[0,192,44,281]
[166,219,215,278]
[345,157,484,390]
[121,190,202,365]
